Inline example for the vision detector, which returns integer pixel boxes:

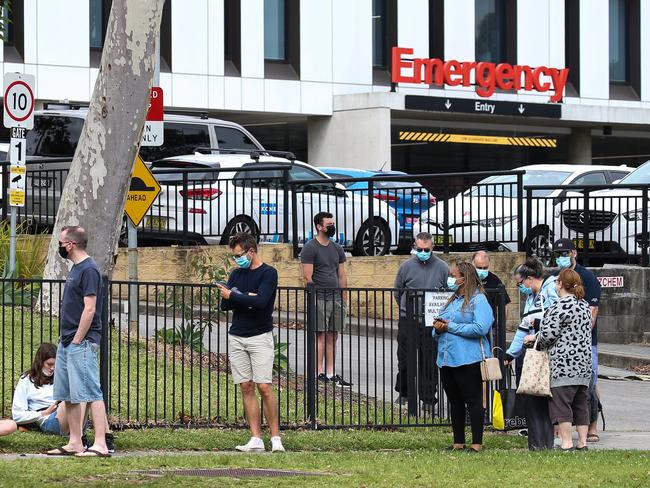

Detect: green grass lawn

[0,429,647,487]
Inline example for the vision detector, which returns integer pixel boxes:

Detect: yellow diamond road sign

[125,155,161,227]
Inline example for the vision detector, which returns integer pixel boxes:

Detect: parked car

[319,167,436,249]
[554,160,650,259]
[413,164,632,262]
[146,153,401,256]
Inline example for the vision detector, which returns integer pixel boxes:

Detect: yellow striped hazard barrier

[398,131,557,148]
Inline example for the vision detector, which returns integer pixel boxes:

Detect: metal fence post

[182,171,189,246]
[642,188,649,267]
[368,179,375,256]
[282,168,289,244]
[442,185,450,253]
[582,189,590,266]
[1,162,8,222]
[525,187,533,256]
[516,173,524,251]
[405,291,418,416]
[305,283,317,428]
[290,183,300,258]
[496,286,507,390]
[100,275,110,409]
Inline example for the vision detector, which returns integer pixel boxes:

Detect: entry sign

[141,87,163,147]
[124,155,161,226]
[424,291,454,327]
[3,73,35,130]
[9,127,27,166]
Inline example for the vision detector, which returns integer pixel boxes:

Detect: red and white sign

[3,72,35,129]
[392,47,570,103]
[141,87,163,147]
[597,276,624,288]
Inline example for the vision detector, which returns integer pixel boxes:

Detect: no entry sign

[3,73,35,129]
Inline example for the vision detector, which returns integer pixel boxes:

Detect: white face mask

[42,368,54,377]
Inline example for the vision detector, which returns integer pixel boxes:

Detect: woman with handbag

[432,261,494,452]
[505,257,558,450]
[525,269,593,451]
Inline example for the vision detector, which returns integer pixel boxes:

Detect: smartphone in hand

[215,280,228,288]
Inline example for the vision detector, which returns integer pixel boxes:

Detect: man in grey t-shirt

[394,232,449,407]
[300,212,351,388]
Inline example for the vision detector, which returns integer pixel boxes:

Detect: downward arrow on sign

[444,99,452,109]
[518,104,525,114]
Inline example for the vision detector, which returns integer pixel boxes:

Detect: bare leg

[0,419,17,436]
[48,401,84,454]
[558,421,573,449]
[576,424,588,449]
[258,383,280,437]
[316,332,325,375]
[241,381,262,438]
[325,331,338,377]
[86,401,108,453]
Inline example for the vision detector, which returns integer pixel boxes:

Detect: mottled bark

[41,0,165,308]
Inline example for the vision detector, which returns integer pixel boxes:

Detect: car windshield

[618,161,650,184]
[467,170,571,197]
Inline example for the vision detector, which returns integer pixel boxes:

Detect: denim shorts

[53,339,103,403]
[40,411,62,435]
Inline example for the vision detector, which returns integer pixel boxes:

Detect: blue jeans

[53,339,103,403]
[40,411,62,435]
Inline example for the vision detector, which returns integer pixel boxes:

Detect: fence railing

[523,183,650,266]
[0,277,507,429]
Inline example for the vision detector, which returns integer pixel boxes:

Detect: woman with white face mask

[0,343,72,437]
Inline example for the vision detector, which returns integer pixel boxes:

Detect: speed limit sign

[3,73,35,129]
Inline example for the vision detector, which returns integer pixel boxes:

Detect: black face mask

[58,245,69,259]
[325,225,336,238]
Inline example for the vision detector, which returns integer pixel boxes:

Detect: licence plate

[433,235,454,245]
[572,238,596,250]
[31,177,53,188]
[147,216,168,230]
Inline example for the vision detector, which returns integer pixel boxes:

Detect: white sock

[271,436,282,444]
[249,437,264,446]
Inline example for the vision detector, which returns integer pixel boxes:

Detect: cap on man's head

[553,238,575,252]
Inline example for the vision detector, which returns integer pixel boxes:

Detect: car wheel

[220,216,259,245]
[525,227,554,266]
[353,219,391,256]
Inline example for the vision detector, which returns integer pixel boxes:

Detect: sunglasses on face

[414,247,431,253]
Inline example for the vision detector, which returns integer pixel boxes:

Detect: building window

[160,0,172,72]
[89,0,111,67]
[224,0,241,75]
[609,0,627,83]
[3,0,24,63]
[429,0,444,60]
[264,0,285,61]
[565,0,580,95]
[475,0,516,64]
[373,0,396,84]
[263,0,299,80]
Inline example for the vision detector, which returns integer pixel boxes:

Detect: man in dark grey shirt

[300,211,351,388]
[394,232,449,407]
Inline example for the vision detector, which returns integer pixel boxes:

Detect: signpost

[141,87,164,146]
[4,73,35,275]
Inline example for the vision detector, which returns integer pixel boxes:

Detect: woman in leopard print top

[526,268,592,451]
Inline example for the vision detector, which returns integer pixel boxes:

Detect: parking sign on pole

[141,87,163,146]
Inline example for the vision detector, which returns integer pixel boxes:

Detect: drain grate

[134,468,322,478]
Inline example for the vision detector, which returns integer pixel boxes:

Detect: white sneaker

[235,437,265,452]
[271,436,285,453]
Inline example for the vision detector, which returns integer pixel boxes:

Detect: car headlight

[477,216,517,228]
[623,210,644,221]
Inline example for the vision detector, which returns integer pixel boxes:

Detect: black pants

[395,318,438,404]
[523,395,555,450]
[440,362,484,446]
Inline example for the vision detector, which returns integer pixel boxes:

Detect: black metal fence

[0,277,507,429]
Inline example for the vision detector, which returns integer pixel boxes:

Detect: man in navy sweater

[217,233,284,453]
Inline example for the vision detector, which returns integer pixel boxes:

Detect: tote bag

[516,335,552,397]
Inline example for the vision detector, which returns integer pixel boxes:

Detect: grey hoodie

[394,254,449,317]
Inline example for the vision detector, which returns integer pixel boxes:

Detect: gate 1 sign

[3,73,35,129]
[424,291,454,327]
[141,87,163,147]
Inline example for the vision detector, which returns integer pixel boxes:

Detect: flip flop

[46,446,80,456]
[587,434,600,443]
[75,448,111,458]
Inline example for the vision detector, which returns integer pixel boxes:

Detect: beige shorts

[228,331,275,384]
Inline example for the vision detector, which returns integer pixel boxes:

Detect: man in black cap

[552,238,602,443]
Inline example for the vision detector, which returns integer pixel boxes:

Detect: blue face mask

[477,269,489,280]
[235,254,251,269]
[447,276,460,291]
[518,283,533,296]
[556,256,572,269]
[415,250,431,262]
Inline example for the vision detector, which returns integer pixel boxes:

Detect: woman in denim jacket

[433,260,493,452]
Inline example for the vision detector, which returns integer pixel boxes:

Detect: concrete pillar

[307,107,392,170]
[567,127,592,164]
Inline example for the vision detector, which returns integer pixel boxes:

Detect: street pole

[9,206,16,275]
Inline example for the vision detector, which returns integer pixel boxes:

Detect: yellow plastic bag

[492,390,505,430]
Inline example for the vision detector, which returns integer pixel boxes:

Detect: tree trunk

[40,0,165,308]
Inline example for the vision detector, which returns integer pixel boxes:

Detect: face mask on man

[412,247,432,262]
[556,256,572,269]
[477,269,489,280]
[58,245,69,259]
[235,253,251,269]
[324,225,336,238]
